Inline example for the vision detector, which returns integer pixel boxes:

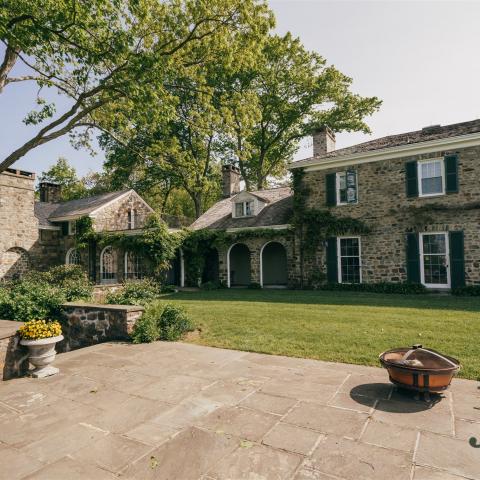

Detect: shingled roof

[292,118,480,168]
[34,189,131,227]
[190,187,293,231]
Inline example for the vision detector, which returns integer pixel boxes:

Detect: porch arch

[227,243,251,287]
[260,241,288,287]
[100,246,117,284]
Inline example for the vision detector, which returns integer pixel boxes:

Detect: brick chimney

[39,181,62,203]
[222,164,241,198]
[313,126,336,156]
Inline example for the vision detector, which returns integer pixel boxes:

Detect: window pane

[423,255,448,284]
[235,203,244,216]
[422,234,446,254]
[245,201,254,216]
[338,173,347,203]
[339,238,361,284]
[420,161,442,194]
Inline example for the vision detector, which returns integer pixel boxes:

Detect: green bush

[452,285,480,296]
[131,302,193,343]
[161,284,177,294]
[0,265,93,322]
[106,278,162,305]
[248,282,262,289]
[158,304,193,341]
[316,282,428,295]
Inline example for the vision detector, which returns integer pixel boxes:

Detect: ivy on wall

[291,168,370,286]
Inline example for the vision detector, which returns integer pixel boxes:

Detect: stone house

[0,169,156,284]
[193,119,480,290]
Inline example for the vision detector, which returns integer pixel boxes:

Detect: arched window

[127,208,136,230]
[100,246,116,283]
[66,248,81,265]
[125,251,144,280]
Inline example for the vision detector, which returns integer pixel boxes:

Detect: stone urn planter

[20,335,64,378]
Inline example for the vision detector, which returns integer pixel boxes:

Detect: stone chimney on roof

[313,126,336,157]
[39,181,62,203]
[222,164,241,198]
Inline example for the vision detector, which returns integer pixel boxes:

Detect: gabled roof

[291,118,480,169]
[34,202,61,228]
[190,187,293,231]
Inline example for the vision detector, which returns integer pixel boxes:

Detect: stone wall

[300,144,480,285]
[91,191,152,232]
[59,302,144,352]
[0,321,29,381]
[216,233,299,288]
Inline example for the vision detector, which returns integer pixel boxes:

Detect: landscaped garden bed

[158,289,480,380]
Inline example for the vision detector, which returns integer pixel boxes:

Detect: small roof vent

[421,124,442,134]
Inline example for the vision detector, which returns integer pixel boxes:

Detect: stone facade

[59,302,144,352]
[298,144,480,286]
[0,321,29,381]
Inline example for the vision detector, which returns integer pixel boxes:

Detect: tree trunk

[0,45,19,94]
[192,194,203,219]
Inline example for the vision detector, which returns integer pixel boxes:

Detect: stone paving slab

[0,341,479,479]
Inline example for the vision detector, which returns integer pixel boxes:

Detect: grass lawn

[161,289,480,380]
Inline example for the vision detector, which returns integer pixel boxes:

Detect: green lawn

[161,289,480,380]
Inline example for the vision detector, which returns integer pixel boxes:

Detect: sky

[2,0,480,177]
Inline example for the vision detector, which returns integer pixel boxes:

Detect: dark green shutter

[449,231,465,288]
[326,173,336,206]
[405,161,418,197]
[406,232,421,284]
[61,222,69,236]
[326,237,338,283]
[445,155,459,193]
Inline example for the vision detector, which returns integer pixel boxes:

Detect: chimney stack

[222,164,241,198]
[312,126,336,157]
[39,181,62,203]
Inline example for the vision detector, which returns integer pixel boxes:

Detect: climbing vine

[292,168,370,286]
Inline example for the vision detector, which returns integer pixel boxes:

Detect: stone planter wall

[0,320,29,380]
[59,302,144,352]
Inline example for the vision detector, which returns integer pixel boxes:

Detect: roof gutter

[289,131,480,171]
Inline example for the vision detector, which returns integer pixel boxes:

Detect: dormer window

[235,201,254,217]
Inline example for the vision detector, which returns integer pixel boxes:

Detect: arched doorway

[261,242,288,287]
[124,251,146,280]
[0,247,31,280]
[202,248,219,284]
[165,249,184,286]
[100,246,117,284]
[66,248,81,266]
[228,243,251,287]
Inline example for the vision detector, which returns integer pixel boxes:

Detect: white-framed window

[419,232,450,288]
[337,236,362,284]
[418,159,445,197]
[235,201,254,217]
[127,208,136,229]
[336,171,358,205]
[125,251,145,280]
[66,248,81,265]
[68,220,76,236]
[100,246,116,283]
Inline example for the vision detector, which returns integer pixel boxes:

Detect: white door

[419,232,450,288]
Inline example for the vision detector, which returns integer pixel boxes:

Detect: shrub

[452,285,480,296]
[316,282,428,295]
[161,284,177,294]
[248,282,262,289]
[131,302,193,343]
[158,304,193,341]
[106,278,162,305]
[0,265,93,322]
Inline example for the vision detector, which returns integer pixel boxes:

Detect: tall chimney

[312,126,336,157]
[222,164,241,198]
[39,181,62,203]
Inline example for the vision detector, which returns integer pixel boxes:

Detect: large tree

[0,0,273,172]
[222,33,382,190]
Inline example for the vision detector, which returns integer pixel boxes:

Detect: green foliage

[158,304,193,341]
[38,158,88,201]
[248,282,262,290]
[200,281,225,290]
[0,265,93,321]
[106,279,162,305]
[131,302,193,343]
[452,285,480,296]
[222,33,381,190]
[161,285,178,294]
[316,282,428,295]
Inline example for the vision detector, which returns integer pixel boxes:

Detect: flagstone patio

[0,341,479,479]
